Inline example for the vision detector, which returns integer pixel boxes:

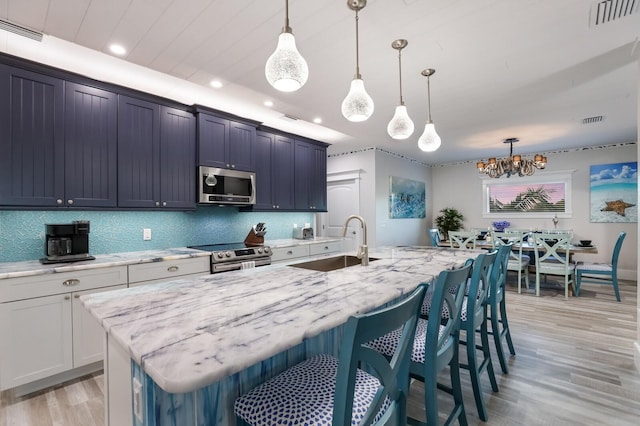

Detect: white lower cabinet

[271,240,343,264]
[128,256,210,287]
[309,241,343,257]
[0,266,127,392]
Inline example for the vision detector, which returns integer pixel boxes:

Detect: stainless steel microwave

[198,166,256,205]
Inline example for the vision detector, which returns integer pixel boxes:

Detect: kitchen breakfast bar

[81,246,474,426]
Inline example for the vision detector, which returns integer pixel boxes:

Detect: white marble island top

[81,246,474,394]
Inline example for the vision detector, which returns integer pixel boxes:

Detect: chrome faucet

[341,214,369,266]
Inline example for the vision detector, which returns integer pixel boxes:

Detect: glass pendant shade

[387,105,414,139]
[418,121,441,152]
[341,78,374,122]
[265,32,308,92]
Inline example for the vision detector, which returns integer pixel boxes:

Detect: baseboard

[11,361,103,397]
[618,268,637,281]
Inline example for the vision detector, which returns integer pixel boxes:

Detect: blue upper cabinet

[118,96,196,209]
[294,138,328,211]
[0,65,65,207]
[251,131,294,211]
[197,111,255,171]
[64,82,118,207]
[0,65,118,208]
[159,106,196,209]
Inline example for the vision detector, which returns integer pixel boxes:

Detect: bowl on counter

[579,240,592,246]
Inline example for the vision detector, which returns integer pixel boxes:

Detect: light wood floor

[1,277,638,426]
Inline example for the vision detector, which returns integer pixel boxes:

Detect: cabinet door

[228,121,255,171]
[160,106,196,209]
[0,294,72,390]
[294,140,312,210]
[64,82,118,208]
[272,135,295,210]
[309,144,327,211]
[197,113,228,169]
[253,131,275,210]
[0,65,65,207]
[118,95,160,208]
[72,285,126,368]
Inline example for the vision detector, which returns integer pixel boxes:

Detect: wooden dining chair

[491,231,531,293]
[367,263,473,426]
[449,230,479,249]
[575,231,626,302]
[234,283,427,426]
[532,232,574,299]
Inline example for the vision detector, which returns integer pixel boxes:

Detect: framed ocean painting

[590,162,637,223]
[389,176,425,219]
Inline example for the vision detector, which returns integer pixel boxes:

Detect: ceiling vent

[582,115,604,124]
[0,19,43,41]
[282,114,300,121]
[590,0,639,26]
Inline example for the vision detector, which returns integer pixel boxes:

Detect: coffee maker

[41,221,96,264]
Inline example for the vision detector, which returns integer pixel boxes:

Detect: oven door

[211,257,271,273]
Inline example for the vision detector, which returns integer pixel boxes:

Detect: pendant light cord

[283,0,291,33]
[427,76,432,122]
[355,10,361,79]
[398,49,404,105]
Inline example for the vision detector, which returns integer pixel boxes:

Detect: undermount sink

[289,255,379,272]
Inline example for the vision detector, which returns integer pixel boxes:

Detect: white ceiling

[1,0,639,164]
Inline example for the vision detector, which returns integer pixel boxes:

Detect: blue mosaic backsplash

[0,208,313,263]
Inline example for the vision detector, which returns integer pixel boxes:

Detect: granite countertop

[80,246,474,394]
[0,248,211,280]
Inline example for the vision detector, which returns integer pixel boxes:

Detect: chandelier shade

[477,138,547,178]
[418,68,440,152]
[387,39,414,139]
[342,0,374,122]
[265,0,308,92]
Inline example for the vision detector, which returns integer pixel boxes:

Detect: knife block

[244,229,264,246]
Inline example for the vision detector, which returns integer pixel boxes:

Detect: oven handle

[211,258,271,273]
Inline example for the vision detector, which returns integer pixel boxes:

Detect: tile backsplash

[0,208,314,263]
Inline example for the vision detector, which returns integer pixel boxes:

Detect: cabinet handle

[64,295,70,300]
[226,164,230,168]
[74,294,80,299]
[167,266,179,272]
[231,164,235,168]
[162,201,167,207]
[287,250,293,255]
[63,279,80,286]
[155,201,160,207]
[324,246,329,250]
[56,199,63,205]
[67,199,74,205]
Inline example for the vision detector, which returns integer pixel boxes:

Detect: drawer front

[270,245,310,263]
[128,257,210,284]
[128,271,209,288]
[309,241,343,257]
[0,266,128,303]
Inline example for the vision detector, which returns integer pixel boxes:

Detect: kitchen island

[81,246,475,426]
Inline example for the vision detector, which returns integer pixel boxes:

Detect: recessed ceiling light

[109,44,127,56]
[313,117,322,124]
[264,100,274,107]
[210,80,223,88]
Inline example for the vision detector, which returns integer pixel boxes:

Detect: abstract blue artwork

[389,176,425,219]
[590,162,637,223]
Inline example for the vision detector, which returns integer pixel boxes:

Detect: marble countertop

[80,246,474,394]
[0,248,211,280]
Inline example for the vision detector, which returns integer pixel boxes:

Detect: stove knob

[225,251,232,257]
[216,252,224,259]
[257,248,263,254]
[264,247,270,253]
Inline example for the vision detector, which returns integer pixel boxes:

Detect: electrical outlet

[133,377,143,422]
[143,228,152,241]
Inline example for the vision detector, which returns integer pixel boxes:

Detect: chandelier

[476,138,547,178]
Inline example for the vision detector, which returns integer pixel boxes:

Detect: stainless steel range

[188,242,272,274]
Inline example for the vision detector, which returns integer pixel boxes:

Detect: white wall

[327,149,432,248]
[432,144,638,280]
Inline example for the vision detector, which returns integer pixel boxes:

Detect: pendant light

[417,68,442,152]
[265,0,309,92]
[387,39,414,139]
[341,0,374,122]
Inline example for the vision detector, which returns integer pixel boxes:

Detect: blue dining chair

[234,283,427,426]
[487,243,516,374]
[367,263,473,426]
[429,228,441,246]
[575,232,626,302]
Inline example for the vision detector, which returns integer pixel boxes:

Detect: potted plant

[435,207,464,241]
